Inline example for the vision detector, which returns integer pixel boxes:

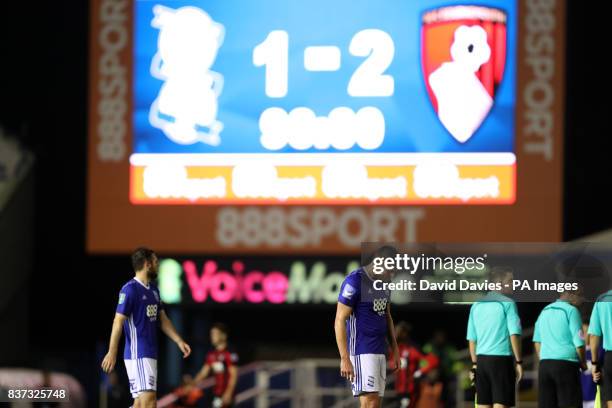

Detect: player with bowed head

[335,245,401,408]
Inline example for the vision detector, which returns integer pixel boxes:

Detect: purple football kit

[116,278,164,398]
[338,268,391,397]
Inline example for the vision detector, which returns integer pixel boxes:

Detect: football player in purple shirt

[102,247,191,408]
[335,245,401,408]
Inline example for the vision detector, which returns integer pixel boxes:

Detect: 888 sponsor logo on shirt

[373,298,387,315]
[146,304,158,320]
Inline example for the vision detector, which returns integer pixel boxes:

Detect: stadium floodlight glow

[158,259,183,304]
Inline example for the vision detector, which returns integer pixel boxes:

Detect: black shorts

[538,359,582,408]
[475,355,516,406]
[602,351,612,402]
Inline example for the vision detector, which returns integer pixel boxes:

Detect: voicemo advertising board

[156,243,611,306]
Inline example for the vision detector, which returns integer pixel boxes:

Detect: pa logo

[422,5,507,143]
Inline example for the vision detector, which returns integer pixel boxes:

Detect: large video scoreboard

[88,0,565,253]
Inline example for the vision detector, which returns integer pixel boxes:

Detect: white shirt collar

[133,277,150,289]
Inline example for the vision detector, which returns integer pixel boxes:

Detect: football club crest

[421,5,507,143]
[342,283,356,299]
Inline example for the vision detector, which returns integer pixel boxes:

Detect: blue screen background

[133,0,517,155]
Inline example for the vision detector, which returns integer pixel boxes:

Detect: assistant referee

[467,267,522,408]
[589,290,612,407]
[533,288,586,408]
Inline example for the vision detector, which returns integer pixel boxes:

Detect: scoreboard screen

[88,0,565,253]
[131,0,516,205]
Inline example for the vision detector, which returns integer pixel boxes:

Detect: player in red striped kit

[192,323,238,408]
[389,322,438,408]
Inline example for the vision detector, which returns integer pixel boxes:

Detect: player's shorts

[475,355,515,406]
[602,351,612,402]
[538,359,582,408]
[209,395,233,408]
[124,358,157,398]
[350,354,386,397]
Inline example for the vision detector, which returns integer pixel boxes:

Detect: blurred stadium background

[1,0,611,407]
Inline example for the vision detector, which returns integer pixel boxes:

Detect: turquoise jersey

[533,300,584,362]
[467,292,522,356]
[588,290,612,351]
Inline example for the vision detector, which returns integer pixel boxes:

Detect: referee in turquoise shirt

[533,288,586,408]
[589,290,612,407]
[467,267,522,408]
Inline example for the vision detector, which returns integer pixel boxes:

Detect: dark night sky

[0,0,610,364]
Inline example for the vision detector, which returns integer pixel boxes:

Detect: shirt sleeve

[589,303,602,337]
[569,307,585,348]
[116,286,134,316]
[225,351,238,368]
[466,305,477,341]
[533,315,541,343]
[506,301,522,336]
[338,274,360,308]
[205,352,214,366]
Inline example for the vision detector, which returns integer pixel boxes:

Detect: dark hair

[489,266,513,283]
[131,247,157,272]
[211,322,229,336]
[363,245,398,265]
[376,245,398,258]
